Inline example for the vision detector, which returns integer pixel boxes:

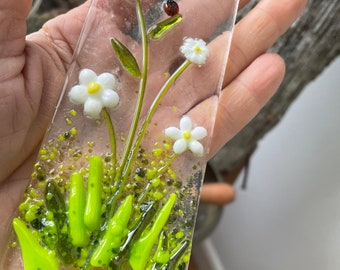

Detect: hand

[0,0,306,261]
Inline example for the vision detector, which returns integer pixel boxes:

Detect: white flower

[165,116,207,157]
[69,69,119,119]
[180,38,209,65]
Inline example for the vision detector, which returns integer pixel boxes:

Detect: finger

[37,0,141,65]
[159,0,305,117]
[32,1,92,64]
[0,1,31,58]
[0,152,33,257]
[210,53,285,157]
[0,0,35,180]
[0,1,31,82]
[200,183,235,205]
[224,0,307,85]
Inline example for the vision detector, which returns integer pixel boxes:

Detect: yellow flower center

[182,131,192,140]
[87,82,101,94]
[193,45,202,53]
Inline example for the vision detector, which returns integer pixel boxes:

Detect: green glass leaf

[129,193,177,270]
[90,195,133,267]
[153,231,170,264]
[45,180,66,214]
[148,14,183,39]
[13,218,59,270]
[68,172,89,247]
[111,202,158,267]
[45,180,79,264]
[111,38,141,78]
[84,155,103,231]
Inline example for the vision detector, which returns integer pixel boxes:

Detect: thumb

[0,1,32,59]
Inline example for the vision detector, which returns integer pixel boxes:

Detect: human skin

[0,0,306,264]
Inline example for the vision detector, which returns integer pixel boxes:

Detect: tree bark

[210,0,340,182]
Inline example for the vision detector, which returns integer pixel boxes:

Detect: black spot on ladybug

[162,0,179,16]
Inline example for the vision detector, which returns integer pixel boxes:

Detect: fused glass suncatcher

[4,0,239,269]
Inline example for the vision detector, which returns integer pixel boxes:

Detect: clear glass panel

[3,0,239,269]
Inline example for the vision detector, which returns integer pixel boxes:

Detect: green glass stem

[120,0,149,171]
[157,154,177,175]
[102,108,117,176]
[122,59,191,180]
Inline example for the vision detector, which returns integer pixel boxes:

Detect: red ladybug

[162,0,179,16]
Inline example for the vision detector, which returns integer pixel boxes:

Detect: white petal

[165,127,182,140]
[173,139,188,155]
[69,85,88,104]
[97,73,116,89]
[191,53,208,65]
[180,38,209,65]
[84,98,103,119]
[189,140,204,157]
[179,116,192,131]
[180,44,192,55]
[180,38,195,54]
[79,69,97,85]
[196,39,207,48]
[101,89,119,108]
[191,127,207,140]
